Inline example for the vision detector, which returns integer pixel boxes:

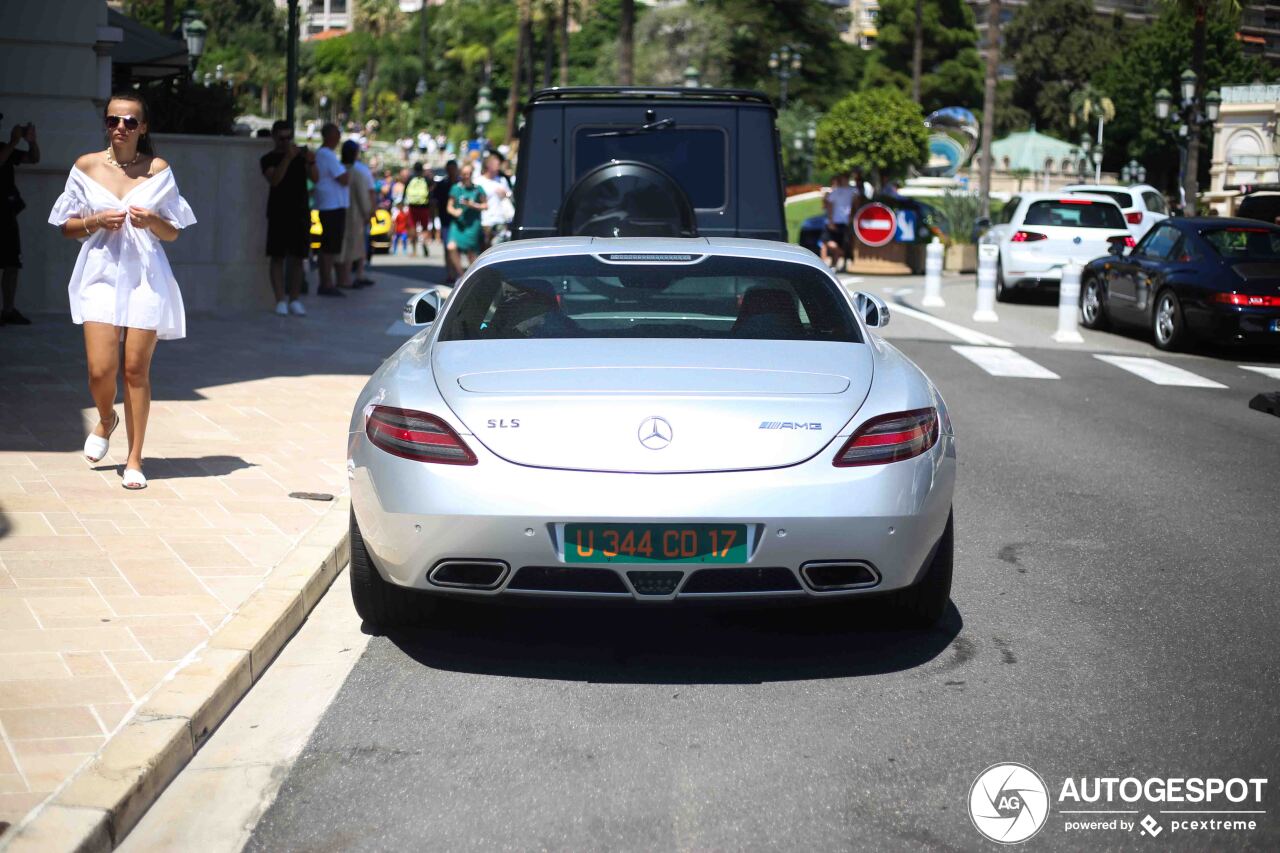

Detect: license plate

[564,523,748,564]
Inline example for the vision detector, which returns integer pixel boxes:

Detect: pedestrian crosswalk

[948,344,1275,390]
[952,346,1060,379]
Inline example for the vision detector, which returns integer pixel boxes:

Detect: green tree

[815,89,928,182]
[862,0,982,113]
[777,103,823,185]
[1094,5,1263,198]
[714,0,865,110]
[1003,0,1127,139]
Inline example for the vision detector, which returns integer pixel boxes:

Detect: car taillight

[1212,292,1280,308]
[1125,211,1144,225]
[365,406,477,465]
[1108,235,1137,248]
[1011,231,1048,243]
[834,408,939,467]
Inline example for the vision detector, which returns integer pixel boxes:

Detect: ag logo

[968,763,1050,844]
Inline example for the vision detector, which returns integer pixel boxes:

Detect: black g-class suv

[509,87,786,242]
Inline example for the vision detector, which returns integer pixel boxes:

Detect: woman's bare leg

[121,327,158,470]
[83,322,120,437]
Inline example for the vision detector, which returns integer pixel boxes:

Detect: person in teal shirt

[446,163,487,274]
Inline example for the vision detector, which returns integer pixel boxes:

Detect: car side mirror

[853,292,891,328]
[404,289,443,327]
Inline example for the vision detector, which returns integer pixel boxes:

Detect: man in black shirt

[261,120,317,316]
[1,118,39,325]
[431,159,459,283]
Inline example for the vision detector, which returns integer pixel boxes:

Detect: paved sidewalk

[0,250,442,834]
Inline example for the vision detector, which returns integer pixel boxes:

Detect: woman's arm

[128,206,179,242]
[60,209,126,240]
[447,196,462,218]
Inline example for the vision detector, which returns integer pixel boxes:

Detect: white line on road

[1240,365,1280,380]
[888,301,1013,347]
[1094,355,1227,388]
[952,345,1060,379]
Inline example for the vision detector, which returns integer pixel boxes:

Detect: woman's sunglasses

[105,115,140,131]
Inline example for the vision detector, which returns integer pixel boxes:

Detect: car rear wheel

[994,260,1013,302]
[1080,275,1109,330]
[890,509,953,628]
[350,509,431,631]
[1152,289,1186,351]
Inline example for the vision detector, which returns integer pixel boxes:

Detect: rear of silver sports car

[346,241,956,617]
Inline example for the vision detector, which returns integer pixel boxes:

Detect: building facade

[1205,83,1280,215]
[837,0,880,49]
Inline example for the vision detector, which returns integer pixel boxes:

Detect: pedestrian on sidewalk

[432,159,459,283]
[313,123,350,297]
[446,162,486,276]
[260,119,315,317]
[476,152,513,249]
[48,92,196,491]
[340,140,375,288]
[403,162,432,257]
[1,116,39,325]
[821,172,854,273]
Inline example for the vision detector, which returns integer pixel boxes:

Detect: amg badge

[759,421,822,430]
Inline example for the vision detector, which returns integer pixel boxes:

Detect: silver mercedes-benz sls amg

[347,237,956,629]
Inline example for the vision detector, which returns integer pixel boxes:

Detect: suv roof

[510,86,786,243]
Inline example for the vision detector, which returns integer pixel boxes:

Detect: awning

[108,8,188,83]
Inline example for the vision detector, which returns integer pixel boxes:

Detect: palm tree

[507,0,532,142]
[1165,0,1240,213]
[978,0,999,218]
[619,0,634,85]
[560,0,572,86]
[1069,85,1115,181]
[911,0,923,103]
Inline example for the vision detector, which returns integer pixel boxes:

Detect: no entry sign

[853,203,897,248]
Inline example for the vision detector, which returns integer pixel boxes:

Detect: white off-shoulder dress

[48,166,197,340]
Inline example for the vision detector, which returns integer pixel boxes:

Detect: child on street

[392,204,411,255]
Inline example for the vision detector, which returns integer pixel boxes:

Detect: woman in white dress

[48,92,196,490]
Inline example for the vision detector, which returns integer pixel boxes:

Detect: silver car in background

[347,238,956,630]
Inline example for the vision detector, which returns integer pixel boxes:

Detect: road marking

[1094,355,1227,388]
[952,345,1060,378]
[1240,365,1280,380]
[886,300,1013,347]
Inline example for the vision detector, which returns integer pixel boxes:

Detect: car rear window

[574,127,727,209]
[1075,190,1133,209]
[438,254,861,343]
[1023,199,1126,229]
[1202,227,1280,261]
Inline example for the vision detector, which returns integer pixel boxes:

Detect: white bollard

[1053,261,1086,343]
[922,239,945,307]
[973,243,999,323]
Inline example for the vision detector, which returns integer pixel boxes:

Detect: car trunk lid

[433,339,872,473]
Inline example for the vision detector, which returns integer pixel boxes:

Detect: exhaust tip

[800,561,880,592]
[428,560,509,590]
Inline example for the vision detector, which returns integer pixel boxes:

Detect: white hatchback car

[984,192,1132,301]
[1061,183,1169,241]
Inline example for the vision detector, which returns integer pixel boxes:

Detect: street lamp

[768,44,803,108]
[475,85,494,141]
[1153,69,1221,214]
[182,14,207,73]
[683,65,700,89]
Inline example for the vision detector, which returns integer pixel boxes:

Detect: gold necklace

[106,148,141,170]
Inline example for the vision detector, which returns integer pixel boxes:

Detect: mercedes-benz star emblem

[638,416,673,450]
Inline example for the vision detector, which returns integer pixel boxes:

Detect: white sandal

[84,412,120,463]
[122,468,147,490]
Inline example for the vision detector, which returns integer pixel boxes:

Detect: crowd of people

[261,122,516,315]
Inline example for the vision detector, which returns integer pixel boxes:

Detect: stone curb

[0,498,351,853]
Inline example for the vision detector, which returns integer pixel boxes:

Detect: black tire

[994,260,1013,302]
[1151,288,1186,351]
[890,510,954,628]
[1079,275,1110,330]
[349,509,429,631]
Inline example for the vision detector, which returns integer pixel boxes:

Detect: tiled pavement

[0,251,441,833]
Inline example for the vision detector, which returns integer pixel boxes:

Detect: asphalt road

[232,300,1280,851]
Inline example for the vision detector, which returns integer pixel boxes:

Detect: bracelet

[83,216,92,237]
